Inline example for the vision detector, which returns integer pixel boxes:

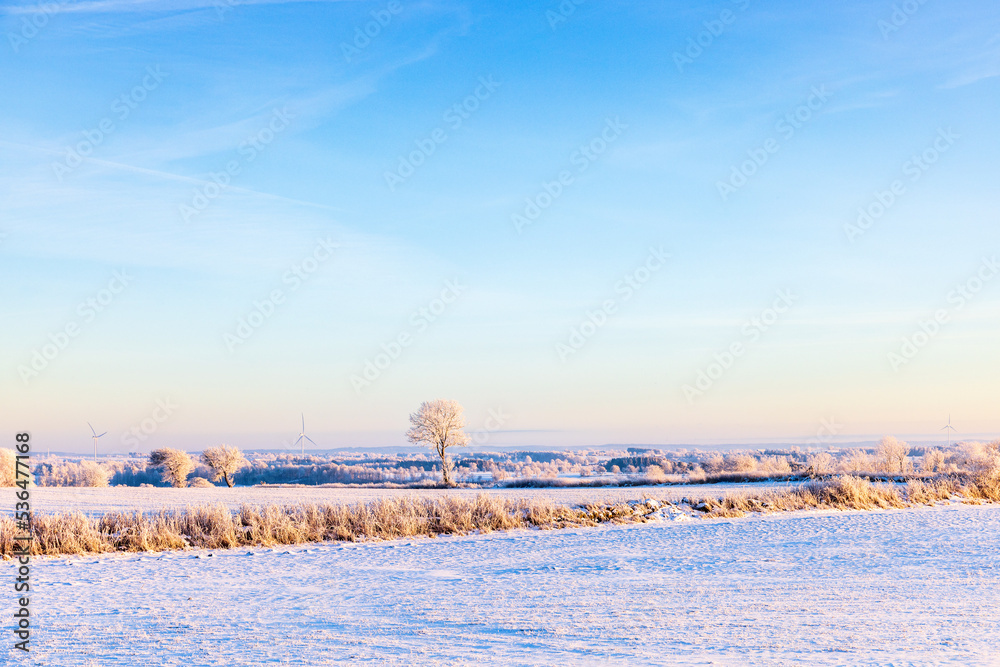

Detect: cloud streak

[2,0,354,15]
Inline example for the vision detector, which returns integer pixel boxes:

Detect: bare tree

[201,445,247,487]
[405,399,470,487]
[877,436,909,474]
[149,448,194,488]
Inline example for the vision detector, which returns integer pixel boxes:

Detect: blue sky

[2,0,999,453]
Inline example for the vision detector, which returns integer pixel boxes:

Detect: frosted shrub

[149,448,195,488]
[758,456,791,474]
[33,460,107,487]
[201,445,247,487]
[726,454,758,472]
[80,461,110,487]
[877,436,909,473]
[645,465,666,482]
[838,449,873,472]
[922,449,947,473]
[0,449,16,487]
[953,441,1000,474]
[703,454,725,473]
[807,452,833,476]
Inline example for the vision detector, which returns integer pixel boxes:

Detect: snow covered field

[8,504,1000,665]
[27,482,797,515]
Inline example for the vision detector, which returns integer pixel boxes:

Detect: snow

[8,503,1000,665]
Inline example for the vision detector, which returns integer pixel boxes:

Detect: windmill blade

[301,413,306,431]
[88,422,97,436]
[294,435,304,446]
[304,435,317,446]
[97,431,108,438]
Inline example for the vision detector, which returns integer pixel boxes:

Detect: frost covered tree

[0,448,16,487]
[149,448,194,488]
[80,461,110,487]
[922,449,947,473]
[807,452,833,476]
[200,445,247,487]
[645,465,666,482]
[405,399,470,487]
[877,436,909,473]
[840,449,874,473]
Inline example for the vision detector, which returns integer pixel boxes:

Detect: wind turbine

[294,414,316,456]
[88,422,107,461]
[941,415,957,447]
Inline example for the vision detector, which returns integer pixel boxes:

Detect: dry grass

[686,476,907,518]
[5,472,999,558]
[0,495,603,557]
[688,472,1000,519]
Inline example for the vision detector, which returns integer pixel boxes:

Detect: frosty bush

[201,445,247,487]
[758,455,792,474]
[80,461,110,487]
[807,452,833,476]
[922,449,947,473]
[839,449,874,473]
[33,460,109,487]
[952,441,1000,474]
[645,465,666,482]
[0,449,16,487]
[877,436,909,473]
[726,454,758,472]
[149,448,195,488]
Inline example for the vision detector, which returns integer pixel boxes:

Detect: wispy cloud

[941,67,1000,89]
[1,0,355,15]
